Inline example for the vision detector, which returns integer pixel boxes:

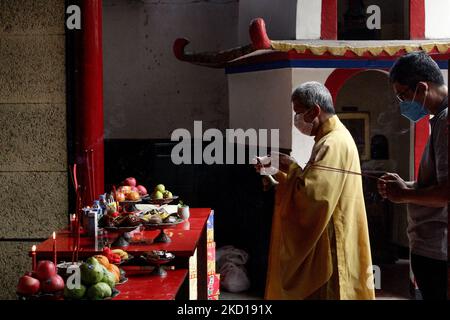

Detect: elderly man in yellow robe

[257,82,375,300]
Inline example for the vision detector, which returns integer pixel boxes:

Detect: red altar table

[31,208,212,300]
[112,267,188,300]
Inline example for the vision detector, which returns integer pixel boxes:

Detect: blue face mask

[399,86,428,122]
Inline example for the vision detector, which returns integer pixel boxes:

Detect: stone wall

[0,0,67,299]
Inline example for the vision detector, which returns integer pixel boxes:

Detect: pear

[153,190,164,199]
[87,282,112,300]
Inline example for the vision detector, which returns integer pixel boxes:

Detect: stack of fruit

[102,247,129,264]
[141,208,178,224]
[151,184,173,200]
[17,261,65,299]
[63,255,120,300]
[99,213,141,229]
[116,177,148,202]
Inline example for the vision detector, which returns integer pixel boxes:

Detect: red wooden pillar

[321,0,337,40]
[410,0,425,39]
[75,0,104,205]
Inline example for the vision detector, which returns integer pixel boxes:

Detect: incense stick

[90,149,96,199]
[85,150,94,203]
[75,194,81,262]
[69,165,76,191]
[308,164,381,180]
[73,164,78,192]
[112,185,119,212]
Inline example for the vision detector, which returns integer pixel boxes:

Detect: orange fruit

[107,264,120,283]
[93,255,110,268]
[120,186,131,195]
[127,191,140,201]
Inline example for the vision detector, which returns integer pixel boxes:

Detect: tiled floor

[219,260,413,300]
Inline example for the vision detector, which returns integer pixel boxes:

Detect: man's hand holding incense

[377,173,409,203]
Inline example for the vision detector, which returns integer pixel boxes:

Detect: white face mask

[294,113,313,136]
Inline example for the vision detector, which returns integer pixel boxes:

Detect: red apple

[17,274,40,296]
[130,186,138,192]
[123,177,136,187]
[40,274,65,293]
[35,260,57,281]
[136,185,147,196]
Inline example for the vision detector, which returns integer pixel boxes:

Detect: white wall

[443,69,449,85]
[228,69,293,150]
[103,0,239,139]
[291,68,334,166]
[238,0,298,45]
[425,0,450,39]
[296,0,322,40]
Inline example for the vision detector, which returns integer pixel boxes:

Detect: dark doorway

[338,0,410,40]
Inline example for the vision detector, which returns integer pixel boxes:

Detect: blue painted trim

[225,59,449,74]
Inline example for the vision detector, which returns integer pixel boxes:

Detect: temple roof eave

[173,19,450,68]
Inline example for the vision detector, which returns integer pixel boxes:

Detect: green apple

[153,191,164,199]
[163,191,173,199]
[155,184,165,193]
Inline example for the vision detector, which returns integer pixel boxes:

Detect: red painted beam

[410,0,425,39]
[75,0,104,205]
[321,0,337,40]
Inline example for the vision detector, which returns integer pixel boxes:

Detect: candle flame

[72,214,76,219]
[32,245,36,252]
[52,231,56,239]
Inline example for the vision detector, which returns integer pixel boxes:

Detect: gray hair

[291,81,335,114]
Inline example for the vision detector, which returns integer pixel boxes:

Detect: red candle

[70,214,76,233]
[52,232,57,266]
[31,245,36,271]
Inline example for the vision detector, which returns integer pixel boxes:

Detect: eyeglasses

[396,88,411,102]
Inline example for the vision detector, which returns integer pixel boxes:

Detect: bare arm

[402,182,448,207]
[378,173,448,207]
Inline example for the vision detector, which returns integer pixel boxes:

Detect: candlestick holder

[143,250,175,277]
[104,225,141,247]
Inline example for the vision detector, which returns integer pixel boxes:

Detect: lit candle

[52,232,57,266]
[31,245,36,272]
[70,214,76,233]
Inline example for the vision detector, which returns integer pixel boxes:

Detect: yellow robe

[265,116,375,300]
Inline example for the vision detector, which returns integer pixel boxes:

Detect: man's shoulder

[432,107,448,135]
[436,107,447,120]
[314,126,358,158]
